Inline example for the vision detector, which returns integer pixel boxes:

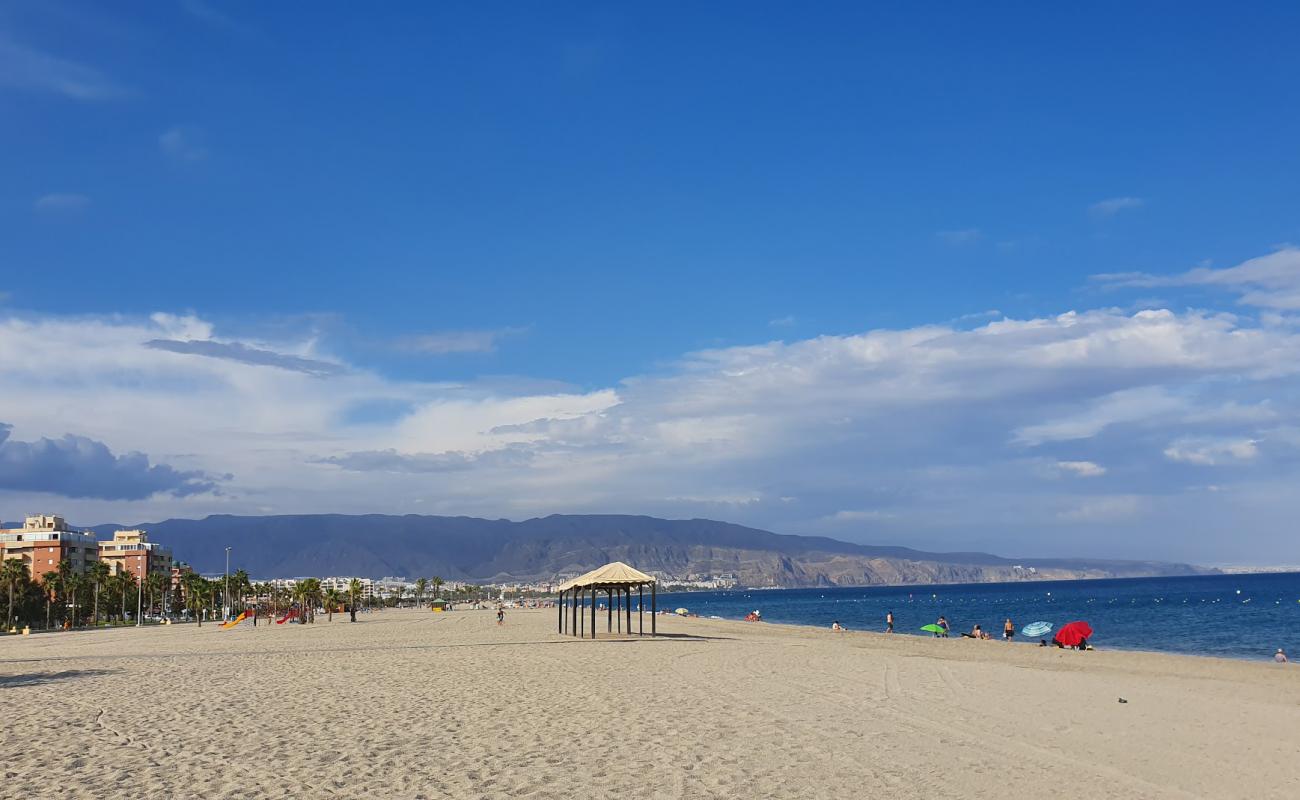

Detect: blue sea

[657,572,1300,662]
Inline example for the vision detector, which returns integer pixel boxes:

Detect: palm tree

[2,558,29,630]
[89,561,110,626]
[117,570,137,624]
[300,578,322,623]
[231,569,250,613]
[414,577,427,609]
[324,588,342,622]
[431,576,444,602]
[348,578,362,623]
[65,573,83,628]
[146,572,167,620]
[184,574,207,626]
[41,570,59,630]
[393,586,405,608]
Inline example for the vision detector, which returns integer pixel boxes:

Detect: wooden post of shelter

[651,582,656,636]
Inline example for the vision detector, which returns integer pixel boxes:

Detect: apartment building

[0,514,100,577]
[98,529,174,582]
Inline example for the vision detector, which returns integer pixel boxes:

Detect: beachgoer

[496,607,505,626]
[971,624,982,638]
[886,611,894,633]
[1003,618,1014,641]
[1276,648,1289,663]
[832,621,845,632]
[937,616,949,638]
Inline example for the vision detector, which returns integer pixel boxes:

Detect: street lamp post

[224,547,231,622]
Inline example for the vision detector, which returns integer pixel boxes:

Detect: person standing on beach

[937,615,949,637]
[1004,618,1014,641]
[496,606,505,626]
[886,611,894,633]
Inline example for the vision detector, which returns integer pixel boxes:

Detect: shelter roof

[556,562,656,592]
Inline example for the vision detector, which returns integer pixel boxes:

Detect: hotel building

[0,514,101,576]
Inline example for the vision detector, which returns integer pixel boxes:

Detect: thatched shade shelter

[556,562,657,638]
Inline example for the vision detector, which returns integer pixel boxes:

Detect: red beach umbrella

[1054,620,1093,647]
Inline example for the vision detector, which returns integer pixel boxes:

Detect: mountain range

[66,513,1213,588]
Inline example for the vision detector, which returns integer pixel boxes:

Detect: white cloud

[398,328,523,355]
[1089,196,1145,218]
[1163,438,1259,466]
[1056,495,1143,522]
[0,36,128,100]
[34,193,90,212]
[5,255,1300,561]
[937,228,982,245]
[1094,247,1300,310]
[1057,460,1107,477]
[160,126,210,161]
[768,315,797,328]
[826,510,897,522]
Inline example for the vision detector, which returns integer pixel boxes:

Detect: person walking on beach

[496,606,505,626]
[1003,618,1014,641]
[1276,648,1288,663]
[886,611,894,633]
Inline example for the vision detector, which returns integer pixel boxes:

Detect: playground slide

[276,609,300,625]
[220,610,251,629]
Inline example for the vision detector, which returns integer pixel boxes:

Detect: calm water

[658,572,1300,661]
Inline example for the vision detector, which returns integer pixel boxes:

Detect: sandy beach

[2,608,1296,799]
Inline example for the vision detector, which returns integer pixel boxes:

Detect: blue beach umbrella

[1021,621,1052,638]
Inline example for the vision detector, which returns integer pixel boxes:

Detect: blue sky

[4,2,1300,564]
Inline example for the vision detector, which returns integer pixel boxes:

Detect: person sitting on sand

[1277,648,1289,663]
[832,621,845,632]
[971,624,983,638]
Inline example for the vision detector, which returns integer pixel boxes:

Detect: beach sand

[2,608,1296,799]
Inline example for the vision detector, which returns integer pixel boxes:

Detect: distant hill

[78,513,1213,587]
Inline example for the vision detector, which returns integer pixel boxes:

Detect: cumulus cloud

[1094,247,1300,310]
[1057,461,1107,477]
[4,257,1300,561]
[0,424,217,499]
[1089,196,1145,218]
